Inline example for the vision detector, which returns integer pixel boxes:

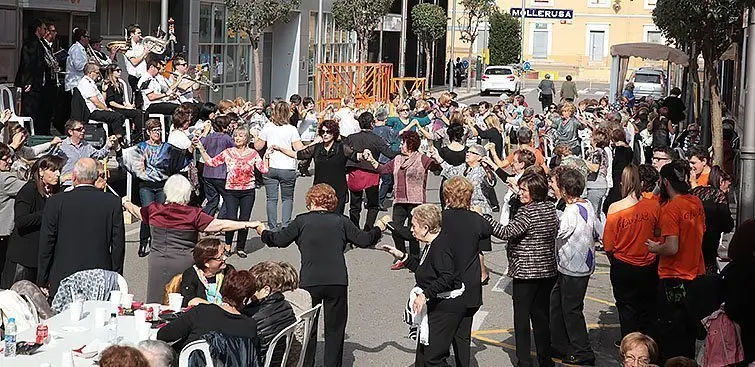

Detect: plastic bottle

[4,317,16,357]
[106,313,118,344]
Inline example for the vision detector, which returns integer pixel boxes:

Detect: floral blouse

[205,147,269,191]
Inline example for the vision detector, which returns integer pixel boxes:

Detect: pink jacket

[702,306,745,367]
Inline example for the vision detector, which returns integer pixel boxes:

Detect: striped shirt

[486,201,558,280]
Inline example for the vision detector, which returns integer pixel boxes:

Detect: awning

[19,0,96,12]
[610,42,689,66]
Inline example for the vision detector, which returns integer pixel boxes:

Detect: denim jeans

[223,189,255,251]
[263,168,297,230]
[139,185,166,246]
[378,173,393,205]
[202,177,227,218]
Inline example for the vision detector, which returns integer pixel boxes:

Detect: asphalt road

[120,162,624,366]
[458,81,612,115]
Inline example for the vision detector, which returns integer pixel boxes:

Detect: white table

[2,301,157,366]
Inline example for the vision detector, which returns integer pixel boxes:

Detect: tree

[412,3,446,88]
[653,0,744,166]
[458,0,496,92]
[226,0,300,100]
[332,0,393,63]
[488,10,520,66]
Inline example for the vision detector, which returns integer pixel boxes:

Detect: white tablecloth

[2,300,157,366]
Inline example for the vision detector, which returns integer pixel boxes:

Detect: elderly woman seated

[179,238,235,307]
[122,174,263,303]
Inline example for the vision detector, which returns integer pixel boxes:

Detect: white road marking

[491,276,509,293]
[126,227,140,237]
[578,88,590,94]
[471,310,489,346]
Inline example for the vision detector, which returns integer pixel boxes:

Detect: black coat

[179,265,235,307]
[7,181,49,268]
[405,233,465,313]
[37,186,125,295]
[242,292,296,364]
[342,130,398,172]
[15,36,49,91]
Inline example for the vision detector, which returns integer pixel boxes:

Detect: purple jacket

[200,132,234,179]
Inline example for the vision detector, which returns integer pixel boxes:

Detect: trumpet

[171,71,219,92]
[106,41,130,54]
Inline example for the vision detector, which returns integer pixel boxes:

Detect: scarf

[193,265,225,305]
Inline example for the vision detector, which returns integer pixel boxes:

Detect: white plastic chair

[178,340,215,367]
[295,304,322,367]
[0,85,35,135]
[116,273,128,295]
[263,320,302,367]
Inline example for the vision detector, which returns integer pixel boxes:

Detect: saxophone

[43,44,61,86]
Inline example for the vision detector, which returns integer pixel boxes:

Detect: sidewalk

[428,84,480,102]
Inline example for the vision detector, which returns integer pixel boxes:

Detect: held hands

[254,222,267,236]
[645,239,661,253]
[362,149,375,163]
[0,109,11,123]
[377,244,405,260]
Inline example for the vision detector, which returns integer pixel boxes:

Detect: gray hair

[163,174,193,205]
[137,340,176,367]
[523,107,535,117]
[72,158,99,184]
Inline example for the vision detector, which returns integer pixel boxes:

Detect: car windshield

[635,73,661,84]
[486,68,512,75]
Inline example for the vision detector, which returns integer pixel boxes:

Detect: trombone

[170,71,219,92]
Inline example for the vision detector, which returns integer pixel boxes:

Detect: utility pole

[520,0,525,64]
[448,0,457,92]
[739,7,755,223]
[399,0,409,77]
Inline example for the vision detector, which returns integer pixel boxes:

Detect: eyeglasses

[211,254,228,262]
[149,128,162,132]
[623,355,651,366]
[175,62,187,66]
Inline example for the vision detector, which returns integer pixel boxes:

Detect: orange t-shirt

[603,198,660,266]
[658,194,706,280]
[695,171,710,187]
[641,192,660,202]
[506,146,545,167]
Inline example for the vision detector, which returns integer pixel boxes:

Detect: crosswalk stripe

[471,310,489,346]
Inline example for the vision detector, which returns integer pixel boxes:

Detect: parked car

[480,65,521,96]
[629,68,666,99]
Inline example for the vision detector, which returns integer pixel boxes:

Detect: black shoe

[236,249,248,258]
[562,354,595,366]
[491,205,500,213]
[481,275,490,286]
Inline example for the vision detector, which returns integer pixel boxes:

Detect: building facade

[1,0,357,102]
[446,0,665,82]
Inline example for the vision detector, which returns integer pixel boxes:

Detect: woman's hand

[412,293,426,314]
[255,222,267,236]
[50,136,62,146]
[377,244,404,260]
[0,109,11,124]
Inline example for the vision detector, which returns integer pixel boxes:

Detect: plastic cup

[109,290,122,305]
[137,322,151,341]
[134,309,147,326]
[61,350,74,367]
[94,308,109,328]
[167,293,183,311]
[120,293,134,308]
[69,300,83,322]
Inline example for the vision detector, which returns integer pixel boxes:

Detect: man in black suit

[15,19,52,134]
[37,158,125,296]
[662,87,686,126]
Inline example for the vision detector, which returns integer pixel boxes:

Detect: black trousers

[335,190,347,216]
[482,183,499,208]
[609,255,657,337]
[652,278,698,360]
[540,94,553,112]
[147,103,180,117]
[21,90,43,131]
[303,285,348,367]
[349,185,379,230]
[415,307,465,367]
[89,109,126,136]
[111,107,146,142]
[0,259,36,289]
[392,203,420,256]
[512,277,556,367]
[222,189,255,250]
[54,89,71,134]
[202,177,227,218]
[450,307,479,367]
[27,83,58,135]
[128,75,143,109]
[550,273,594,360]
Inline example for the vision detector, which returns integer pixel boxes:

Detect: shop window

[200,5,211,43]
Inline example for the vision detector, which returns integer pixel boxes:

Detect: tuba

[143,36,169,54]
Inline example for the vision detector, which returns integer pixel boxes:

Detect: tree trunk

[430,41,436,90]
[358,36,368,63]
[466,44,473,93]
[425,45,432,90]
[253,43,262,101]
[707,62,724,167]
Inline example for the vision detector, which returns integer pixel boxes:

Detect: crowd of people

[0,18,753,367]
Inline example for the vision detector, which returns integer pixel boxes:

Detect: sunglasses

[399,109,410,112]
[320,129,333,135]
[175,63,187,66]
[72,127,85,132]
